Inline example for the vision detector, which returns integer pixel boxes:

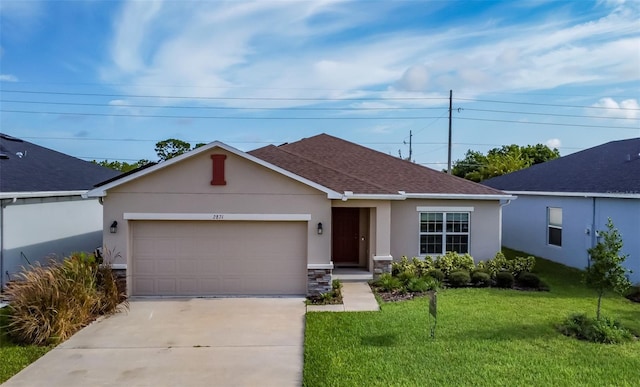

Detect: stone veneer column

[373,255,392,278]
[307,263,333,296]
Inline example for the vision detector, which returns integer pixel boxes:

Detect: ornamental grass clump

[5,252,127,346]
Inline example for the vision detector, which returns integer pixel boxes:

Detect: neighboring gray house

[87,134,513,297]
[0,133,120,288]
[483,138,640,284]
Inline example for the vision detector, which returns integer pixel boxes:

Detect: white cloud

[0,74,18,82]
[592,97,640,119]
[546,138,562,149]
[101,1,640,109]
[397,65,429,92]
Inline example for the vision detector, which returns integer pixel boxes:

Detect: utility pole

[409,130,413,161]
[402,130,413,161]
[447,89,453,174]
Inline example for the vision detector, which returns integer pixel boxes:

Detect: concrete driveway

[3,298,306,387]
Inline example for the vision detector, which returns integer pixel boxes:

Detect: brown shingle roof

[249,134,505,196]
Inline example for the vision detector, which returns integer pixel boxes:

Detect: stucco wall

[390,199,503,262]
[502,195,639,283]
[1,196,103,287]
[102,149,331,266]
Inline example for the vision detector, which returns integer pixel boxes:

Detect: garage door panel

[131,221,307,296]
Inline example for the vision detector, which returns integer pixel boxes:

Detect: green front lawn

[0,308,51,383]
[304,249,640,386]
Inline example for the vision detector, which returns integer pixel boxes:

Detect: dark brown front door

[332,207,360,265]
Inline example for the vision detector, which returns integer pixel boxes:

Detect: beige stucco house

[86,134,512,297]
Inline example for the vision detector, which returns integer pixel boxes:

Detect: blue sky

[1,0,638,168]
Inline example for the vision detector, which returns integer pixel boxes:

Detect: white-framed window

[419,212,470,255]
[547,207,562,247]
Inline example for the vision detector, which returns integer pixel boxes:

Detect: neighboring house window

[419,212,470,255]
[548,207,562,247]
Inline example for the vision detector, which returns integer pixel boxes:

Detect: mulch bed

[373,283,549,303]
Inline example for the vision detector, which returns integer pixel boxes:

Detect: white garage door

[131,220,307,296]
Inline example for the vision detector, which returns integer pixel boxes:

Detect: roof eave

[503,190,640,199]
[404,193,516,200]
[0,190,88,200]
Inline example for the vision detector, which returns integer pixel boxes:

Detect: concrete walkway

[4,298,305,387]
[307,282,379,312]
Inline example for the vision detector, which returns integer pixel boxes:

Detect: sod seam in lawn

[303,249,640,387]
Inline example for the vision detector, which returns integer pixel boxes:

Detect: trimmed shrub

[471,271,491,287]
[434,252,475,276]
[332,279,342,290]
[374,273,403,292]
[397,269,417,284]
[5,253,127,345]
[412,256,433,277]
[452,253,475,272]
[484,252,535,278]
[558,313,634,344]
[495,271,514,288]
[448,270,471,288]
[434,253,455,276]
[426,269,445,282]
[391,256,415,276]
[518,272,541,289]
[406,278,430,293]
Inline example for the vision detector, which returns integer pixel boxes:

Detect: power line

[0,109,446,120]
[0,99,446,111]
[454,97,640,111]
[463,108,638,121]
[6,108,636,128]
[0,89,448,102]
[456,116,638,130]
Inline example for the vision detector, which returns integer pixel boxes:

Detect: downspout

[588,197,597,268]
[498,199,512,250]
[0,199,4,289]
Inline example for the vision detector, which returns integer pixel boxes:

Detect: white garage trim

[123,213,312,221]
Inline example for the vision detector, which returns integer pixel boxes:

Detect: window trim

[418,211,471,256]
[547,207,562,247]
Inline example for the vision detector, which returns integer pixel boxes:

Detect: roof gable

[0,133,120,193]
[482,138,640,195]
[86,141,342,198]
[249,134,506,196]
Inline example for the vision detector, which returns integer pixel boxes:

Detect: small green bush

[391,256,415,276]
[434,252,475,276]
[332,279,342,290]
[484,252,535,278]
[448,270,471,288]
[426,269,445,282]
[374,273,403,292]
[406,278,429,293]
[397,269,417,284]
[412,256,433,277]
[495,271,514,288]
[471,271,491,287]
[558,313,634,344]
[518,272,541,288]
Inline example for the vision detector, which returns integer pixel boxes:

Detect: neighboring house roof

[249,134,506,197]
[482,138,640,195]
[88,134,510,200]
[0,133,120,193]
